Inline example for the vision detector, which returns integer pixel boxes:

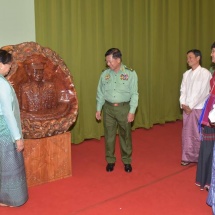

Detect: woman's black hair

[0,49,12,64]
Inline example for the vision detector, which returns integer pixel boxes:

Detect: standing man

[96,48,138,173]
[179,49,211,166]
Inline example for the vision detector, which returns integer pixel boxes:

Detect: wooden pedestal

[23,132,72,187]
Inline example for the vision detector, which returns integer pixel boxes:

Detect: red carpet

[0,121,212,214]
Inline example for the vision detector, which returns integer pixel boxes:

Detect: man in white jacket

[179,49,211,166]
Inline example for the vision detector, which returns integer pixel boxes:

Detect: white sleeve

[179,72,187,108]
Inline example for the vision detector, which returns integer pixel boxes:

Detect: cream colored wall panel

[0,0,35,47]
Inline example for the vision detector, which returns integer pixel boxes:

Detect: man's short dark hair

[211,42,215,49]
[105,48,122,60]
[187,49,202,65]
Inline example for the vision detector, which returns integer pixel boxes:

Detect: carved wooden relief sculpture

[2,42,78,139]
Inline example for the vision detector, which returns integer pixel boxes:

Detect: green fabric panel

[34,0,215,144]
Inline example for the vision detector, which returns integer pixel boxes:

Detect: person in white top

[179,49,211,166]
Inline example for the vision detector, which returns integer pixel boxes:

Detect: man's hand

[182,104,192,115]
[96,111,101,120]
[127,113,135,122]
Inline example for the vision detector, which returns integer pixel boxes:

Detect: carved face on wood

[2,42,78,139]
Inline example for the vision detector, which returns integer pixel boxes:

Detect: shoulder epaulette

[125,66,133,71]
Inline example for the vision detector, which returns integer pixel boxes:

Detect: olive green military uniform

[96,64,138,164]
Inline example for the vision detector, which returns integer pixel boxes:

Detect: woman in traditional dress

[195,69,215,191]
[0,49,28,207]
[207,42,215,213]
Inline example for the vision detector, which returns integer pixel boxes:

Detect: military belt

[105,100,129,107]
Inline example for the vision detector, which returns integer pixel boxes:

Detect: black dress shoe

[106,163,115,172]
[124,164,132,173]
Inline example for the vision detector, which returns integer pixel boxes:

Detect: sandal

[205,185,210,191]
[0,203,8,207]
[181,161,190,166]
[0,203,14,207]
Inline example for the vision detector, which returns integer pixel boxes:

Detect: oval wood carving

[2,42,78,139]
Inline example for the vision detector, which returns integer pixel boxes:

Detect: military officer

[96,48,139,173]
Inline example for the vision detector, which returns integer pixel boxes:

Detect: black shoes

[106,163,132,172]
[124,164,132,173]
[106,163,115,172]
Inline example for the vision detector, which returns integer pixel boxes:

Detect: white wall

[0,0,35,47]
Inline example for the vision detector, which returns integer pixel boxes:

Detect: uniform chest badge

[120,73,129,80]
[105,74,110,80]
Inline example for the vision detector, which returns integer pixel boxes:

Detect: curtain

[34,0,215,144]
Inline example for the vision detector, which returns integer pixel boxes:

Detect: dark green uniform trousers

[103,102,132,164]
